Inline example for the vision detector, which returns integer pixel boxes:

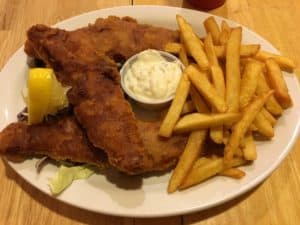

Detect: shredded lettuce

[49,165,94,195]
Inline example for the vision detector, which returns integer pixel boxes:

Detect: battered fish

[0,115,107,166]
[0,16,185,174]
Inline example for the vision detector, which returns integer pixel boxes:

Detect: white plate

[0,5,300,218]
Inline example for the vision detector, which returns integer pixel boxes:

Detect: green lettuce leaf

[49,165,94,195]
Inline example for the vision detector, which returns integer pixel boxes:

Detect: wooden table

[0,0,299,224]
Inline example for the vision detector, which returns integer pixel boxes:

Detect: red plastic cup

[188,0,226,10]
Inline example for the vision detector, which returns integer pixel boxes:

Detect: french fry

[179,34,189,66]
[219,168,246,179]
[204,33,219,66]
[210,121,224,144]
[256,72,283,116]
[164,101,196,118]
[255,51,296,72]
[223,129,230,144]
[159,72,190,137]
[210,66,226,143]
[265,59,293,108]
[221,20,231,31]
[174,113,241,134]
[253,110,274,138]
[164,15,294,193]
[176,15,209,70]
[242,132,257,160]
[219,20,231,45]
[204,34,226,151]
[190,86,210,113]
[192,157,213,168]
[204,34,226,108]
[179,157,248,189]
[164,42,260,59]
[181,100,196,115]
[215,44,260,58]
[234,147,244,157]
[239,135,246,148]
[261,107,276,126]
[240,44,261,58]
[179,46,189,67]
[186,65,227,113]
[210,66,226,97]
[239,60,262,108]
[250,124,258,132]
[164,42,182,54]
[224,91,274,164]
[204,16,221,44]
[226,27,242,113]
[168,130,207,193]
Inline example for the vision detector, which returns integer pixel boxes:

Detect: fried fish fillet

[1,16,183,174]
[137,120,187,171]
[0,116,107,166]
[25,16,178,69]
[0,116,187,173]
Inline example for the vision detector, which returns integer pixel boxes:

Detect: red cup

[188,0,226,10]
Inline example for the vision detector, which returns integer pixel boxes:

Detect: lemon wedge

[27,68,69,124]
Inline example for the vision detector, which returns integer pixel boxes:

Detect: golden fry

[181,100,196,115]
[192,157,213,168]
[226,27,242,113]
[204,33,219,66]
[221,20,230,30]
[219,20,231,45]
[164,15,294,193]
[179,47,189,67]
[224,91,274,164]
[250,124,258,132]
[239,60,262,108]
[256,72,283,116]
[179,34,189,66]
[168,130,207,193]
[234,147,244,157]
[240,44,261,57]
[176,15,209,70]
[255,51,296,72]
[186,65,227,113]
[179,157,247,189]
[242,132,257,160]
[265,59,293,108]
[180,157,223,189]
[164,42,260,59]
[219,168,246,179]
[210,126,223,144]
[204,16,221,44]
[223,129,230,145]
[159,72,190,137]
[253,110,274,138]
[164,42,182,54]
[210,66,226,98]
[174,113,241,134]
[210,65,226,143]
[190,85,210,113]
[261,107,276,126]
[215,44,260,58]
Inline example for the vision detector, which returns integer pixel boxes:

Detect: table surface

[0,0,299,224]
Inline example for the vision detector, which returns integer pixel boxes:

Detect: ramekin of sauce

[120,49,184,110]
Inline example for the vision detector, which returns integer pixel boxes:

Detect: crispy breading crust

[0,116,107,166]
[1,16,183,174]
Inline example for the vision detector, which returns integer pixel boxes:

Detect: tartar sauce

[123,49,182,102]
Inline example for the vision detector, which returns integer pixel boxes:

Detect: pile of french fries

[159,15,295,193]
